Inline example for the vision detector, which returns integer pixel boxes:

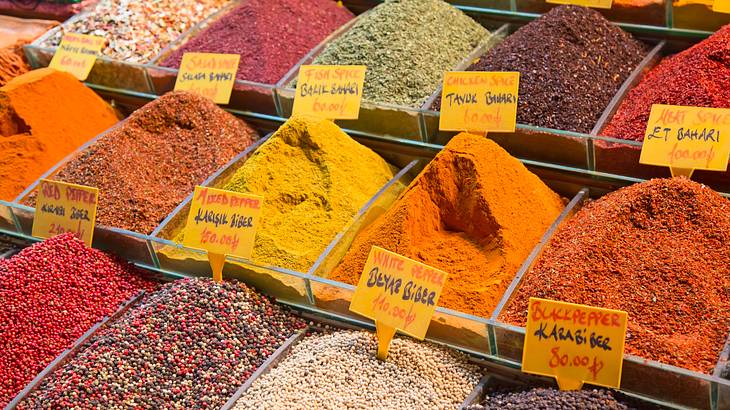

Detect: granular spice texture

[27,91,259,234]
[161,0,353,84]
[0,68,118,201]
[603,25,730,142]
[303,0,489,108]
[21,278,306,409]
[502,177,730,373]
[329,133,564,318]
[0,234,155,407]
[467,387,649,410]
[236,330,481,409]
[216,116,397,272]
[433,5,647,133]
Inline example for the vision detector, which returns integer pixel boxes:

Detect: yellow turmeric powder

[218,116,398,272]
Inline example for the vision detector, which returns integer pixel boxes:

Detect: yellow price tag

[292,65,366,120]
[48,33,104,81]
[546,0,613,8]
[174,53,240,104]
[523,298,627,390]
[439,72,519,133]
[640,104,730,178]
[32,179,98,247]
[349,246,448,359]
[713,0,730,13]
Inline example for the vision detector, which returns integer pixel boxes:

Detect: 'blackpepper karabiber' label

[439,71,519,133]
[640,104,730,177]
[293,65,366,120]
[32,179,99,246]
[174,53,240,104]
[183,186,262,259]
[523,298,627,391]
[49,33,105,81]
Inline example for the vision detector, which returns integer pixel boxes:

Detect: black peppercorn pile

[432,5,647,133]
[468,387,653,410]
[19,278,306,409]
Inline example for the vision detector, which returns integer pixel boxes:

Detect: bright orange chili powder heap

[328,133,565,318]
[0,68,118,200]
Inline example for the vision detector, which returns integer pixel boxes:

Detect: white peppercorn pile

[235,330,481,410]
[19,278,307,409]
[467,387,656,410]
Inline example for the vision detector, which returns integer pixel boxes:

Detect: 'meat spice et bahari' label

[640,104,730,175]
[49,33,105,81]
[439,72,519,133]
[183,186,262,259]
[523,298,627,391]
[32,179,99,246]
[174,53,240,104]
[546,0,613,8]
[349,246,447,339]
[293,65,366,120]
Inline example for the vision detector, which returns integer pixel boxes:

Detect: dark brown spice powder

[501,177,730,374]
[26,91,259,234]
[432,5,647,134]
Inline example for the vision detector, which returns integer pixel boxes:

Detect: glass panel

[672,0,730,30]
[0,200,19,234]
[515,0,667,26]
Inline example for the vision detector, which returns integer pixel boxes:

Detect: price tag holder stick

[208,252,226,283]
[670,167,694,179]
[349,246,448,360]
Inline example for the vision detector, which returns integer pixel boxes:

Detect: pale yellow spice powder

[221,116,398,272]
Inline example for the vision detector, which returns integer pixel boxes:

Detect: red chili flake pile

[20,278,306,409]
[602,25,730,141]
[501,177,730,374]
[0,234,155,406]
[160,0,354,84]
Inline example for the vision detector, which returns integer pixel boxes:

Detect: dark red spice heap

[468,387,654,410]
[431,5,647,134]
[603,25,730,141]
[501,178,730,373]
[0,234,155,407]
[160,0,354,84]
[21,278,306,409]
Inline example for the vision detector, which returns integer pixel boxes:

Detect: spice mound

[602,24,730,142]
[501,177,730,373]
[40,0,227,63]
[433,5,646,133]
[160,0,353,84]
[215,116,397,272]
[329,132,564,318]
[20,278,306,409]
[0,68,118,201]
[303,0,489,108]
[467,387,650,410]
[27,91,259,234]
[0,234,155,407]
[236,330,481,410]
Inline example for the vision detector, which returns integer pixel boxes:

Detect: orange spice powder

[0,68,119,200]
[328,132,565,318]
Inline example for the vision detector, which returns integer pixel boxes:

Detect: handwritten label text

[32,179,98,246]
[293,65,366,119]
[49,33,104,81]
[174,53,240,104]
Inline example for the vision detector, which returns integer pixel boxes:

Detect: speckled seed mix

[467,388,651,410]
[302,0,489,108]
[21,278,306,409]
[0,234,155,407]
[25,91,259,234]
[41,0,228,63]
[160,0,353,84]
[433,5,647,133]
[236,330,481,410]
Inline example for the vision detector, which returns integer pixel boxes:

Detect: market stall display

[0,68,119,201]
[328,132,565,318]
[23,91,259,235]
[0,234,155,407]
[19,278,306,408]
[0,0,96,21]
[0,15,56,86]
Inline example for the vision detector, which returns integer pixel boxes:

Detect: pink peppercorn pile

[0,233,155,406]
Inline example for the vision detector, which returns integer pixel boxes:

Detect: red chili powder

[602,25,730,142]
[160,0,354,84]
[501,177,730,374]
